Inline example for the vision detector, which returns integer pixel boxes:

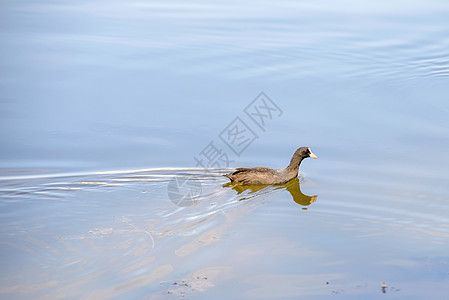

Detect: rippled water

[1,166,448,299]
[1,0,449,299]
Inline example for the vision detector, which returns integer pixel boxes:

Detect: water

[1,0,449,299]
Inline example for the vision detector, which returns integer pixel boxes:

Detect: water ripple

[1,166,448,298]
[7,0,449,80]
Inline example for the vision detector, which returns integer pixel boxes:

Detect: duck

[223,147,317,184]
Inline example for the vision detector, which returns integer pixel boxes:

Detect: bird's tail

[223,173,233,181]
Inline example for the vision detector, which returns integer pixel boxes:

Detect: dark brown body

[223,147,317,185]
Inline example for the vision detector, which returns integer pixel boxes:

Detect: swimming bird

[223,147,317,184]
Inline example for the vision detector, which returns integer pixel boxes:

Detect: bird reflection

[222,177,317,208]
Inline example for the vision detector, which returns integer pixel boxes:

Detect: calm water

[1,0,449,299]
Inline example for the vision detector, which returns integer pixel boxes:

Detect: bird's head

[296,147,318,159]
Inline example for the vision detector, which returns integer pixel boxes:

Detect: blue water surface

[1,0,449,299]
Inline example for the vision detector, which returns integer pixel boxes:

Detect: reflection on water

[223,177,317,208]
[0,168,267,299]
[0,167,449,299]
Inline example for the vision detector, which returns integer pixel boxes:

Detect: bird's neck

[286,155,305,175]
